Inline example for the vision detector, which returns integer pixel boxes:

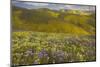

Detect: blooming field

[12,31,96,66]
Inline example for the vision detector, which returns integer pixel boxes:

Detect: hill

[12,6,96,35]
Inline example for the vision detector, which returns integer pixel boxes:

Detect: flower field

[12,31,96,66]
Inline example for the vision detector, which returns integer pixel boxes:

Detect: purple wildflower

[38,49,48,58]
[38,52,43,58]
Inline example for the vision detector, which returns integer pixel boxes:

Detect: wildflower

[38,49,48,58]
[24,49,34,56]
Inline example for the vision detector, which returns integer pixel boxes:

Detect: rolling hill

[12,6,96,35]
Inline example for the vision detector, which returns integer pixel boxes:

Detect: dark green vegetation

[12,5,96,66]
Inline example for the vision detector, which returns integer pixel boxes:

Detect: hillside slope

[12,6,96,35]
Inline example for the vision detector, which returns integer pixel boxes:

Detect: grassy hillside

[12,6,96,35]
